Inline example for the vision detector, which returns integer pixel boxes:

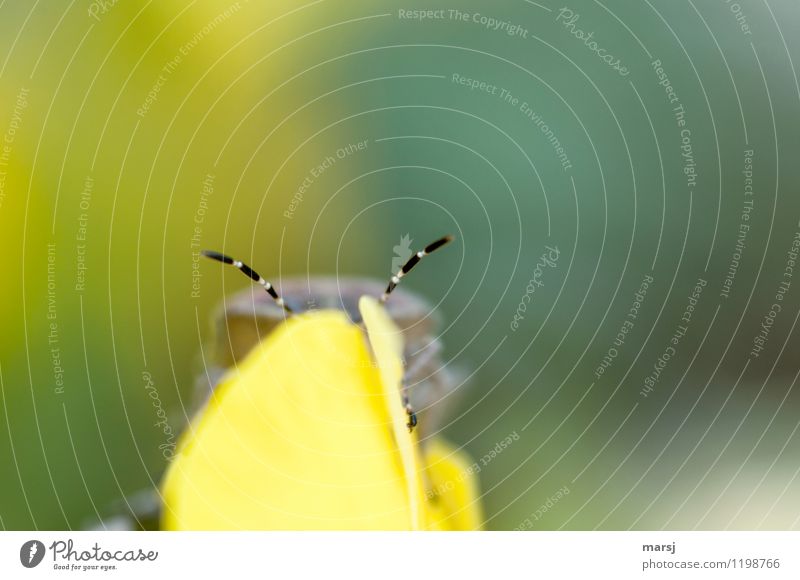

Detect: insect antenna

[380,234,454,303]
[202,250,293,314]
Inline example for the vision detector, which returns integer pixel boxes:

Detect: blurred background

[1,0,800,530]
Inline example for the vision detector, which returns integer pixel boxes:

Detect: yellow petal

[358,297,484,531]
[161,310,417,529]
[358,295,424,530]
[423,438,485,531]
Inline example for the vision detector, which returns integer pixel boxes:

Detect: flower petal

[358,296,424,530]
[162,310,416,529]
[423,438,485,531]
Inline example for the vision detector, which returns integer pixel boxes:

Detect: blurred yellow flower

[161,297,482,530]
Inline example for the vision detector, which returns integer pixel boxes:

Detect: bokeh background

[2,0,800,530]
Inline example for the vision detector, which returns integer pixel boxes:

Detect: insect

[91,234,474,530]
[198,234,456,434]
[159,233,472,530]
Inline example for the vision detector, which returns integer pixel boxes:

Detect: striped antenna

[202,250,293,314]
[380,235,454,303]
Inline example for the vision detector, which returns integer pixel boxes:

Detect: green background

[1,0,800,530]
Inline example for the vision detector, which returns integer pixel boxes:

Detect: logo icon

[20,540,45,568]
[391,234,413,274]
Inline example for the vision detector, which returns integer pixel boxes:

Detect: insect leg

[403,389,418,433]
[380,235,453,303]
[202,250,293,314]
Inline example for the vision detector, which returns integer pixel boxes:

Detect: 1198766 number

[734,558,780,568]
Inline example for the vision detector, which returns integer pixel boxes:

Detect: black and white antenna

[380,235,453,303]
[202,250,293,314]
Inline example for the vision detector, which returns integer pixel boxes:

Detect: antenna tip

[424,235,455,254]
[202,250,234,264]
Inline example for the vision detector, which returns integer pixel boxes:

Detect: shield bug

[196,234,458,436]
[156,234,474,529]
[91,235,472,530]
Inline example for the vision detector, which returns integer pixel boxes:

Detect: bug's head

[203,234,453,316]
[203,235,454,367]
